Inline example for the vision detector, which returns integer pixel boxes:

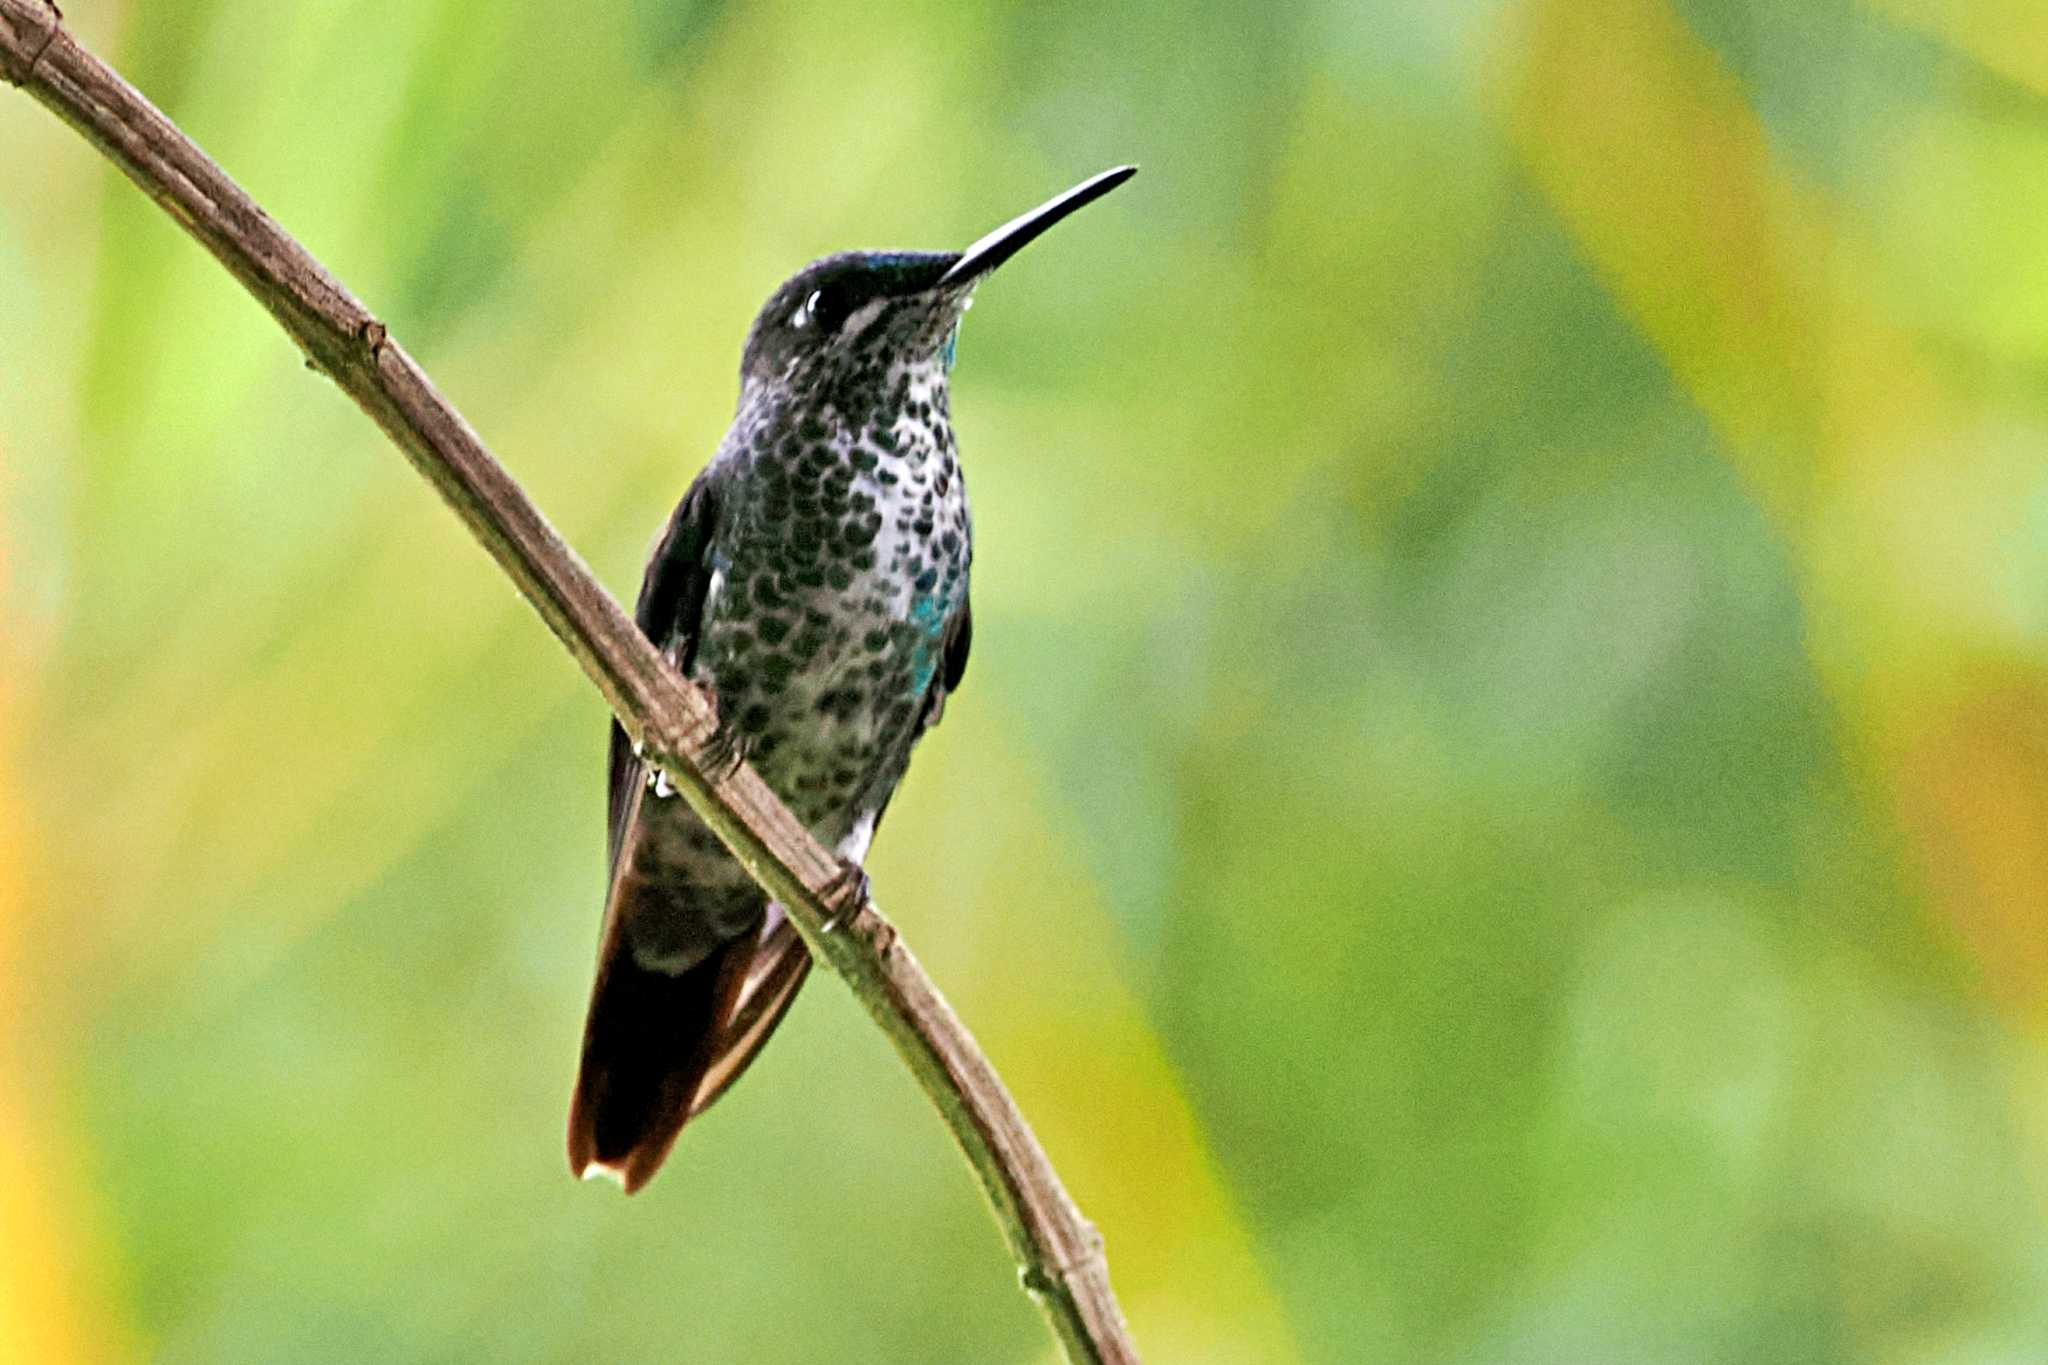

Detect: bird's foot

[818,858,872,934]
[690,685,752,783]
[700,724,752,783]
[641,691,748,796]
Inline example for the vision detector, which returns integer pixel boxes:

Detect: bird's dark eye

[793,286,850,335]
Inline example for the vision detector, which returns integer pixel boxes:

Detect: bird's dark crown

[739,251,965,390]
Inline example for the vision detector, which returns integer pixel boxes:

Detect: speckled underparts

[616,254,976,974]
[569,166,1134,1193]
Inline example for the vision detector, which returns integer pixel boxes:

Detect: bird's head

[737,166,1136,406]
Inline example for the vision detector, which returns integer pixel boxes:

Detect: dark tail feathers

[566,939,744,1194]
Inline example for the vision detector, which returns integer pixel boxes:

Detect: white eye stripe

[842,298,888,339]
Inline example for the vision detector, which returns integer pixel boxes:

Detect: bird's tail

[567,936,742,1194]
[567,908,813,1194]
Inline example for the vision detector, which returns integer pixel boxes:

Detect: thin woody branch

[0,3,1135,1360]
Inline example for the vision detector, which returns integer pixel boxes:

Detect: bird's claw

[700,723,751,783]
[688,684,751,783]
[819,858,872,934]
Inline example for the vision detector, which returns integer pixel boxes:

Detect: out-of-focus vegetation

[5,0,2048,1359]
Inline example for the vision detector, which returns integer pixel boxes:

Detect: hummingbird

[569,166,1137,1192]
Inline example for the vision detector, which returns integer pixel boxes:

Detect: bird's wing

[576,469,768,1193]
[606,471,723,872]
[923,591,972,730]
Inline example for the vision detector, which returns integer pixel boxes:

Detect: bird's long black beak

[937,165,1137,288]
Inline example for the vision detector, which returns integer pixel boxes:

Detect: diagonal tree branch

[0,3,1136,1360]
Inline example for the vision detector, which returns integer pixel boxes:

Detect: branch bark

[1,4,1136,1360]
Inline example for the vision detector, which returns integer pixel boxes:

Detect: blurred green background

[5,0,2048,1359]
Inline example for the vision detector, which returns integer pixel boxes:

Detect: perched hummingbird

[569,166,1136,1192]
